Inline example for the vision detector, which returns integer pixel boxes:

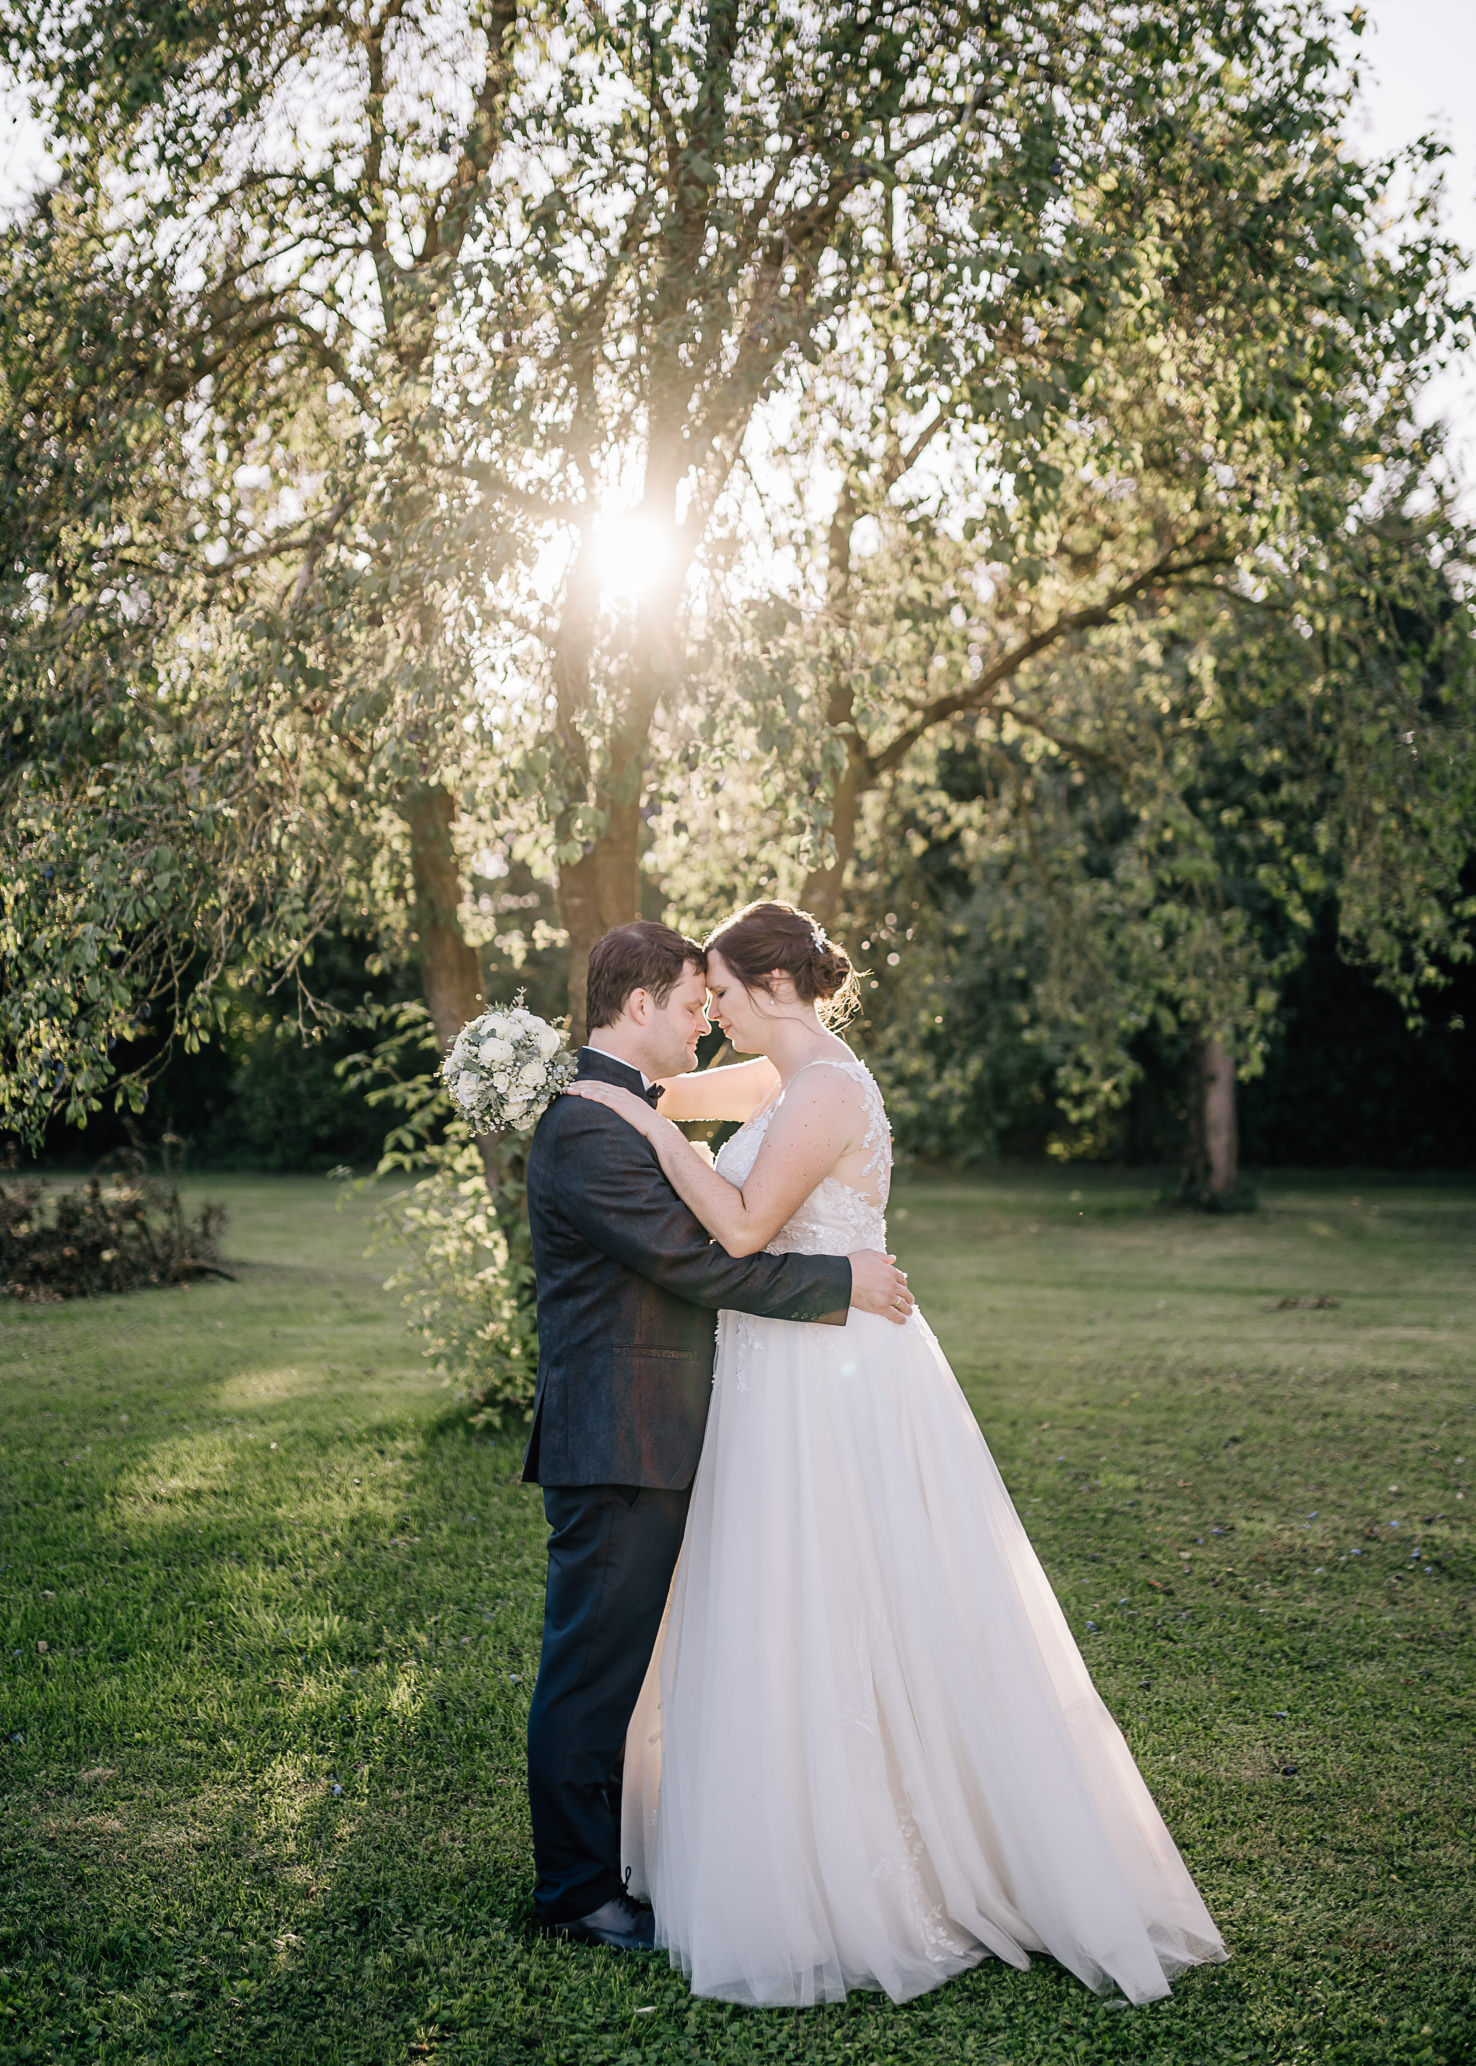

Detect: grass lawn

[2,1168,1473,2066]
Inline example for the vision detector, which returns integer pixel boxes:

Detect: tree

[714,477,1476,1197]
[651,58,1474,1199]
[6,0,1444,1156]
[1,0,529,1149]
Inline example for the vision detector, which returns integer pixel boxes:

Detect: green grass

[2,1169,1473,2066]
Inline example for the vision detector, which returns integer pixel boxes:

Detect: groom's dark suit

[523,1046,852,1925]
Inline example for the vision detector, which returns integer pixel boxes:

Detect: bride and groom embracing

[520,902,1225,2009]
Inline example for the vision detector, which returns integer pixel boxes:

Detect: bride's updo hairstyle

[703,900,862,1029]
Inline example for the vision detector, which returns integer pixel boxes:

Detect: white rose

[486,1013,511,1038]
[518,1059,547,1087]
[479,1037,515,1066]
[536,1025,562,1058]
[456,1071,481,1107]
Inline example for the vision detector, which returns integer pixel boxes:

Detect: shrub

[374,1133,538,1433]
[1,1156,229,1301]
[344,1004,539,1432]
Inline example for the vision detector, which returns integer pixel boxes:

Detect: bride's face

[706,948,786,1055]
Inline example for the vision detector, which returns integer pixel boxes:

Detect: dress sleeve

[552,1101,852,1325]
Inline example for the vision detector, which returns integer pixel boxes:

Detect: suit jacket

[522,1048,853,1489]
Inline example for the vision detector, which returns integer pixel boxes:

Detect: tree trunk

[403,781,500,1190]
[1183,1035,1239,1203]
[404,782,484,1046]
[557,787,642,1044]
[553,499,683,1040]
[800,483,866,928]
[801,732,866,928]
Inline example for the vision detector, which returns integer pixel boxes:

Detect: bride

[566,899,1226,2010]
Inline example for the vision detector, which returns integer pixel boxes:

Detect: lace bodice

[714,1052,891,1255]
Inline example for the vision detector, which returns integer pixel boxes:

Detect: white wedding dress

[622,1053,1226,2009]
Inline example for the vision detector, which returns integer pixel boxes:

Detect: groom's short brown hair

[586,921,706,1032]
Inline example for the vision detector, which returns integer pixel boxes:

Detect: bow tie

[642,1081,665,1110]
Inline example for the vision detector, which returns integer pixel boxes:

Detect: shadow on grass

[4,1173,1476,2063]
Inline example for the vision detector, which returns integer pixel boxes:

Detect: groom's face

[640,962,711,1078]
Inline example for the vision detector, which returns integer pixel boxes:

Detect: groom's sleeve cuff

[813,1254,851,1325]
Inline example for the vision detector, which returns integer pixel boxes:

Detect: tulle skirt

[621,1306,1227,2008]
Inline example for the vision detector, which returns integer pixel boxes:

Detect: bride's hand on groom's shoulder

[565,1080,663,1137]
[848,1250,915,1325]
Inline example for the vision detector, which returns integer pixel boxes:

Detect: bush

[373,1133,538,1433]
[195,1015,392,1171]
[1,1155,229,1301]
[345,1003,539,1432]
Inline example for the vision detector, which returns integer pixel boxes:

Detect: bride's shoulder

[795,1042,879,1085]
[785,1047,887,1117]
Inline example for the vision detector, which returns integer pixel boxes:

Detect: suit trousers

[526,1481,690,1924]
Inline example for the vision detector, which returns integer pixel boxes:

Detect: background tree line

[3,0,1474,1201]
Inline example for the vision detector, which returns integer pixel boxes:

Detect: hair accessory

[810,923,828,952]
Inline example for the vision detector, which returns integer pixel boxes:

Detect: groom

[522,920,913,1951]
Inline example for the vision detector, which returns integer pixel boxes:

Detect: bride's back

[715,1050,891,1256]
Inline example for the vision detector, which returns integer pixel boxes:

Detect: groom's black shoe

[552,1891,656,1953]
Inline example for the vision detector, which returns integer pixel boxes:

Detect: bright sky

[1349,0,1476,492]
[2,1,1473,489]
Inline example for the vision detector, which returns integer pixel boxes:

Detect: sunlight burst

[592,509,673,601]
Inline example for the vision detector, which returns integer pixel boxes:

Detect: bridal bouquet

[441,1000,575,1135]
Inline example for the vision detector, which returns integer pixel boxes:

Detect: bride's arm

[653,1053,778,1124]
[565,1072,860,1256]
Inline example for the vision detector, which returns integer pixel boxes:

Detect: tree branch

[682,173,861,502]
[981,699,1119,771]
[869,542,1232,776]
[882,406,947,492]
[199,498,351,579]
[460,464,587,529]
[419,0,518,266]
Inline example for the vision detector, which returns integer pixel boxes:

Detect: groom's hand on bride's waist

[848,1250,914,1324]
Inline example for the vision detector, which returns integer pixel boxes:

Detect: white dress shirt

[583,1042,653,1092]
